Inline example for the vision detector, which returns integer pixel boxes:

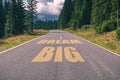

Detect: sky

[37,0,65,15]
[24,0,65,20]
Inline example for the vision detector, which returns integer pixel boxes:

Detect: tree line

[34,20,57,30]
[57,0,120,40]
[0,0,37,39]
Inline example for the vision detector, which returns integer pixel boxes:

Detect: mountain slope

[58,0,120,33]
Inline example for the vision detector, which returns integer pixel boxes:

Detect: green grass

[65,28,120,54]
[0,30,49,52]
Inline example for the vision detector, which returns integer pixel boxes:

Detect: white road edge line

[81,37,120,57]
[0,35,45,55]
[65,30,120,57]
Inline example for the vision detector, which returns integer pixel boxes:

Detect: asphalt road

[0,30,120,80]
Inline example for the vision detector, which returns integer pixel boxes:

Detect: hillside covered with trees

[58,0,120,39]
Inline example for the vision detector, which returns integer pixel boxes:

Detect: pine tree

[4,1,13,37]
[16,0,25,34]
[68,0,92,29]
[27,0,37,32]
[4,0,9,15]
[10,0,18,35]
[57,0,73,29]
[24,10,31,33]
[0,0,5,38]
[10,0,25,35]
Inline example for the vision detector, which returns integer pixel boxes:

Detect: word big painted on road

[32,40,85,63]
[32,47,85,62]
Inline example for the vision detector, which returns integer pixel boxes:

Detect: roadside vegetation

[65,28,120,54]
[0,30,49,52]
[0,0,50,52]
[58,0,120,54]
[57,0,120,40]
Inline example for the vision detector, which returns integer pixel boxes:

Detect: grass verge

[65,28,120,55]
[0,29,49,52]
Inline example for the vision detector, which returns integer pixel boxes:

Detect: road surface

[0,30,120,80]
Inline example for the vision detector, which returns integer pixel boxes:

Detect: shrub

[82,25,91,30]
[101,20,117,33]
[95,26,102,34]
[95,20,117,34]
[116,27,120,40]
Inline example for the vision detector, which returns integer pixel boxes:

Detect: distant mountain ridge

[38,13,58,21]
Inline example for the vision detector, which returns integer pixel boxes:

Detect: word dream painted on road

[32,40,85,63]
[37,40,82,44]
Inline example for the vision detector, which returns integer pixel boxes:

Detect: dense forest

[1,0,120,40]
[34,20,57,30]
[0,0,37,39]
[57,0,120,39]
[0,0,58,39]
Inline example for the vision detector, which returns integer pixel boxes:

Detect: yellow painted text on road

[32,46,85,63]
[37,40,82,44]
[32,47,54,62]
[64,47,85,62]
[54,47,62,62]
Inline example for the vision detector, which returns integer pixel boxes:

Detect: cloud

[37,0,65,15]
[23,0,65,20]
